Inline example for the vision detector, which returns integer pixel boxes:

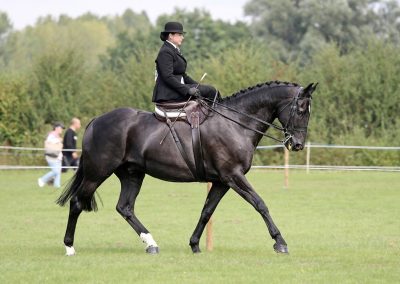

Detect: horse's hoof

[65,245,76,256]
[273,243,289,254]
[146,245,159,254]
[190,244,201,254]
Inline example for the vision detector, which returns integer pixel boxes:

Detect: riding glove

[188,87,201,97]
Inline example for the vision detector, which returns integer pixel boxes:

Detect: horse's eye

[297,100,309,115]
[296,105,306,115]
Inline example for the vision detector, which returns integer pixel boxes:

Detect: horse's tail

[56,158,84,209]
[56,119,99,212]
[56,153,99,212]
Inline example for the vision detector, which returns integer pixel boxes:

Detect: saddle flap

[190,112,200,128]
[155,100,208,181]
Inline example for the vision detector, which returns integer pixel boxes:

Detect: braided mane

[222,80,299,101]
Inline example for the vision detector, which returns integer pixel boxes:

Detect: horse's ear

[311,82,318,94]
[301,83,318,98]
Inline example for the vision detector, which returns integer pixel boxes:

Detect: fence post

[306,141,311,174]
[284,148,289,188]
[206,182,213,251]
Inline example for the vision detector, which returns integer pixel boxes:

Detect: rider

[152,21,218,103]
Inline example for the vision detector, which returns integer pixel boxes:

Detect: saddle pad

[155,106,187,118]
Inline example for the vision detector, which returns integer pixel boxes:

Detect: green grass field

[0,170,399,283]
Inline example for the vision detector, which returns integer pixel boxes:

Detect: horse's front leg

[226,173,289,254]
[189,182,229,253]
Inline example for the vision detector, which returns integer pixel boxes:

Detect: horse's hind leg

[226,173,289,254]
[63,179,104,256]
[115,167,159,254]
[63,196,82,256]
[189,182,229,253]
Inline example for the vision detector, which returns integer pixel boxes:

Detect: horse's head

[277,83,318,151]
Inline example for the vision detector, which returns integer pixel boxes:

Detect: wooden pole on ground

[206,182,213,251]
[306,141,311,174]
[284,148,289,188]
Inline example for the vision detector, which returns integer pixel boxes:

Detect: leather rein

[199,87,306,144]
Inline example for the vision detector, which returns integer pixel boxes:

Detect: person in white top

[38,122,64,188]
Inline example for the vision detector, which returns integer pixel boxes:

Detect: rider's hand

[188,87,201,97]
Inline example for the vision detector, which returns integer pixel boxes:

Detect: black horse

[57,81,317,256]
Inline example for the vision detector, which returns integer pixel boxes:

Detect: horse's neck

[223,88,281,124]
[222,87,293,145]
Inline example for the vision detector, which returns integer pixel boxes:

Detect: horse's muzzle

[284,138,303,152]
[285,134,304,151]
[292,143,304,151]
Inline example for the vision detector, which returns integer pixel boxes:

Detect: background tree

[31,49,86,124]
[156,8,252,64]
[373,0,400,45]
[244,0,400,62]
[2,15,114,70]
[0,74,41,145]
[0,11,12,67]
[0,11,11,36]
[102,9,152,37]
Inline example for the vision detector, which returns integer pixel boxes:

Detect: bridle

[199,87,309,145]
[276,87,311,143]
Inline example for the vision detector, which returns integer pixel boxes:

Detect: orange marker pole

[206,182,213,251]
[284,148,289,188]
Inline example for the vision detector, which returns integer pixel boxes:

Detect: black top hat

[160,22,185,41]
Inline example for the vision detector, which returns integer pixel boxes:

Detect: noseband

[200,86,309,144]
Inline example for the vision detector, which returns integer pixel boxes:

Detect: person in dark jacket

[61,117,81,172]
[152,21,218,103]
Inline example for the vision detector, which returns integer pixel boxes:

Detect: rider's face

[168,33,184,47]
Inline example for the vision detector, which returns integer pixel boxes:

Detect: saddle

[155,100,208,126]
[155,100,209,181]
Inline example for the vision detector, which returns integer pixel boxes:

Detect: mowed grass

[0,170,399,283]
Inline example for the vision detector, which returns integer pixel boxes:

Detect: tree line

[1,0,400,166]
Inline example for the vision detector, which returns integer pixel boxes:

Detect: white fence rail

[256,144,400,150]
[0,146,81,152]
[254,143,400,172]
[1,144,399,172]
[252,165,400,172]
[0,146,80,170]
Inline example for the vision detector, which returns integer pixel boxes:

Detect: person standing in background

[62,117,81,172]
[38,122,64,188]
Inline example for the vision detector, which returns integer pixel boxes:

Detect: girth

[155,100,208,181]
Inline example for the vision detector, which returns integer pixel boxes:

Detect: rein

[200,87,303,144]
